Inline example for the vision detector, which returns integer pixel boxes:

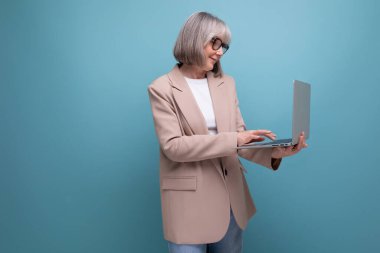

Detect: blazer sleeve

[148,83,238,163]
[233,81,282,170]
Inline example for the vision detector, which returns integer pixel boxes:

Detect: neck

[179,64,207,79]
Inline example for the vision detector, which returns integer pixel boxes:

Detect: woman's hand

[237,129,276,146]
[271,132,308,159]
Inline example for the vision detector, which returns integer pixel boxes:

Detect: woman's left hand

[271,132,308,159]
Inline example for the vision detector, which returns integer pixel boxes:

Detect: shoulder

[148,71,173,92]
[148,73,171,91]
[221,73,236,86]
[220,73,238,93]
[147,72,174,103]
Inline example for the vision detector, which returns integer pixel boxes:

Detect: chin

[206,63,215,71]
[202,61,216,72]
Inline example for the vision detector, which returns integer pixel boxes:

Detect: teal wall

[1,0,379,252]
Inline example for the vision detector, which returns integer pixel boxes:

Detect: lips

[210,57,218,63]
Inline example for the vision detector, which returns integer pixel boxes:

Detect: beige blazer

[148,65,280,244]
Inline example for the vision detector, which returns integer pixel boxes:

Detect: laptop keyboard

[243,138,293,146]
[267,138,293,144]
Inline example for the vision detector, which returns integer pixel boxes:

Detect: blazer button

[224,169,228,176]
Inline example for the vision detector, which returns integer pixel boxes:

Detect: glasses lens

[212,38,229,54]
[212,38,222,51]
[222,44,229,54]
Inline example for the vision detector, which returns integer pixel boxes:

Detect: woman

[148,12,307,253]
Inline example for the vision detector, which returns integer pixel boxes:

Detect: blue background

[1,0,379,252]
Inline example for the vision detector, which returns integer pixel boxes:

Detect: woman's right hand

[237,130,276,146]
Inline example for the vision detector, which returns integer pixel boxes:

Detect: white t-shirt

[185,77,217,135]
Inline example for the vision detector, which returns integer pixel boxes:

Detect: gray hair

[173,12,231,77]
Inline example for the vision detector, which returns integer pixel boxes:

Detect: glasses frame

[210,37,229,54]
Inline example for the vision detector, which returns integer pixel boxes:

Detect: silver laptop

[237,80,311,149]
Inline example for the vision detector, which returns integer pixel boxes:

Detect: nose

[216,47,224,56]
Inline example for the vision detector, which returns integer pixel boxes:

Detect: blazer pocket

[161,176,197,191]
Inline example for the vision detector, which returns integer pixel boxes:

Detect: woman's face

[202,38,225,71]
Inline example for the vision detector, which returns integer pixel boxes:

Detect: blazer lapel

[207,71,232,177]
[207,71,230,133]
[168,65,208,135]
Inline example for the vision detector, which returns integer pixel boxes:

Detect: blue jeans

[167,208,243,253]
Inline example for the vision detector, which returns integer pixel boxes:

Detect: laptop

[237,80,311,149]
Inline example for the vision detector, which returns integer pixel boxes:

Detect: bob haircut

[173,12,231,77]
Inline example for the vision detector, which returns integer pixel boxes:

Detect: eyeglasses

[211,37,229,54]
